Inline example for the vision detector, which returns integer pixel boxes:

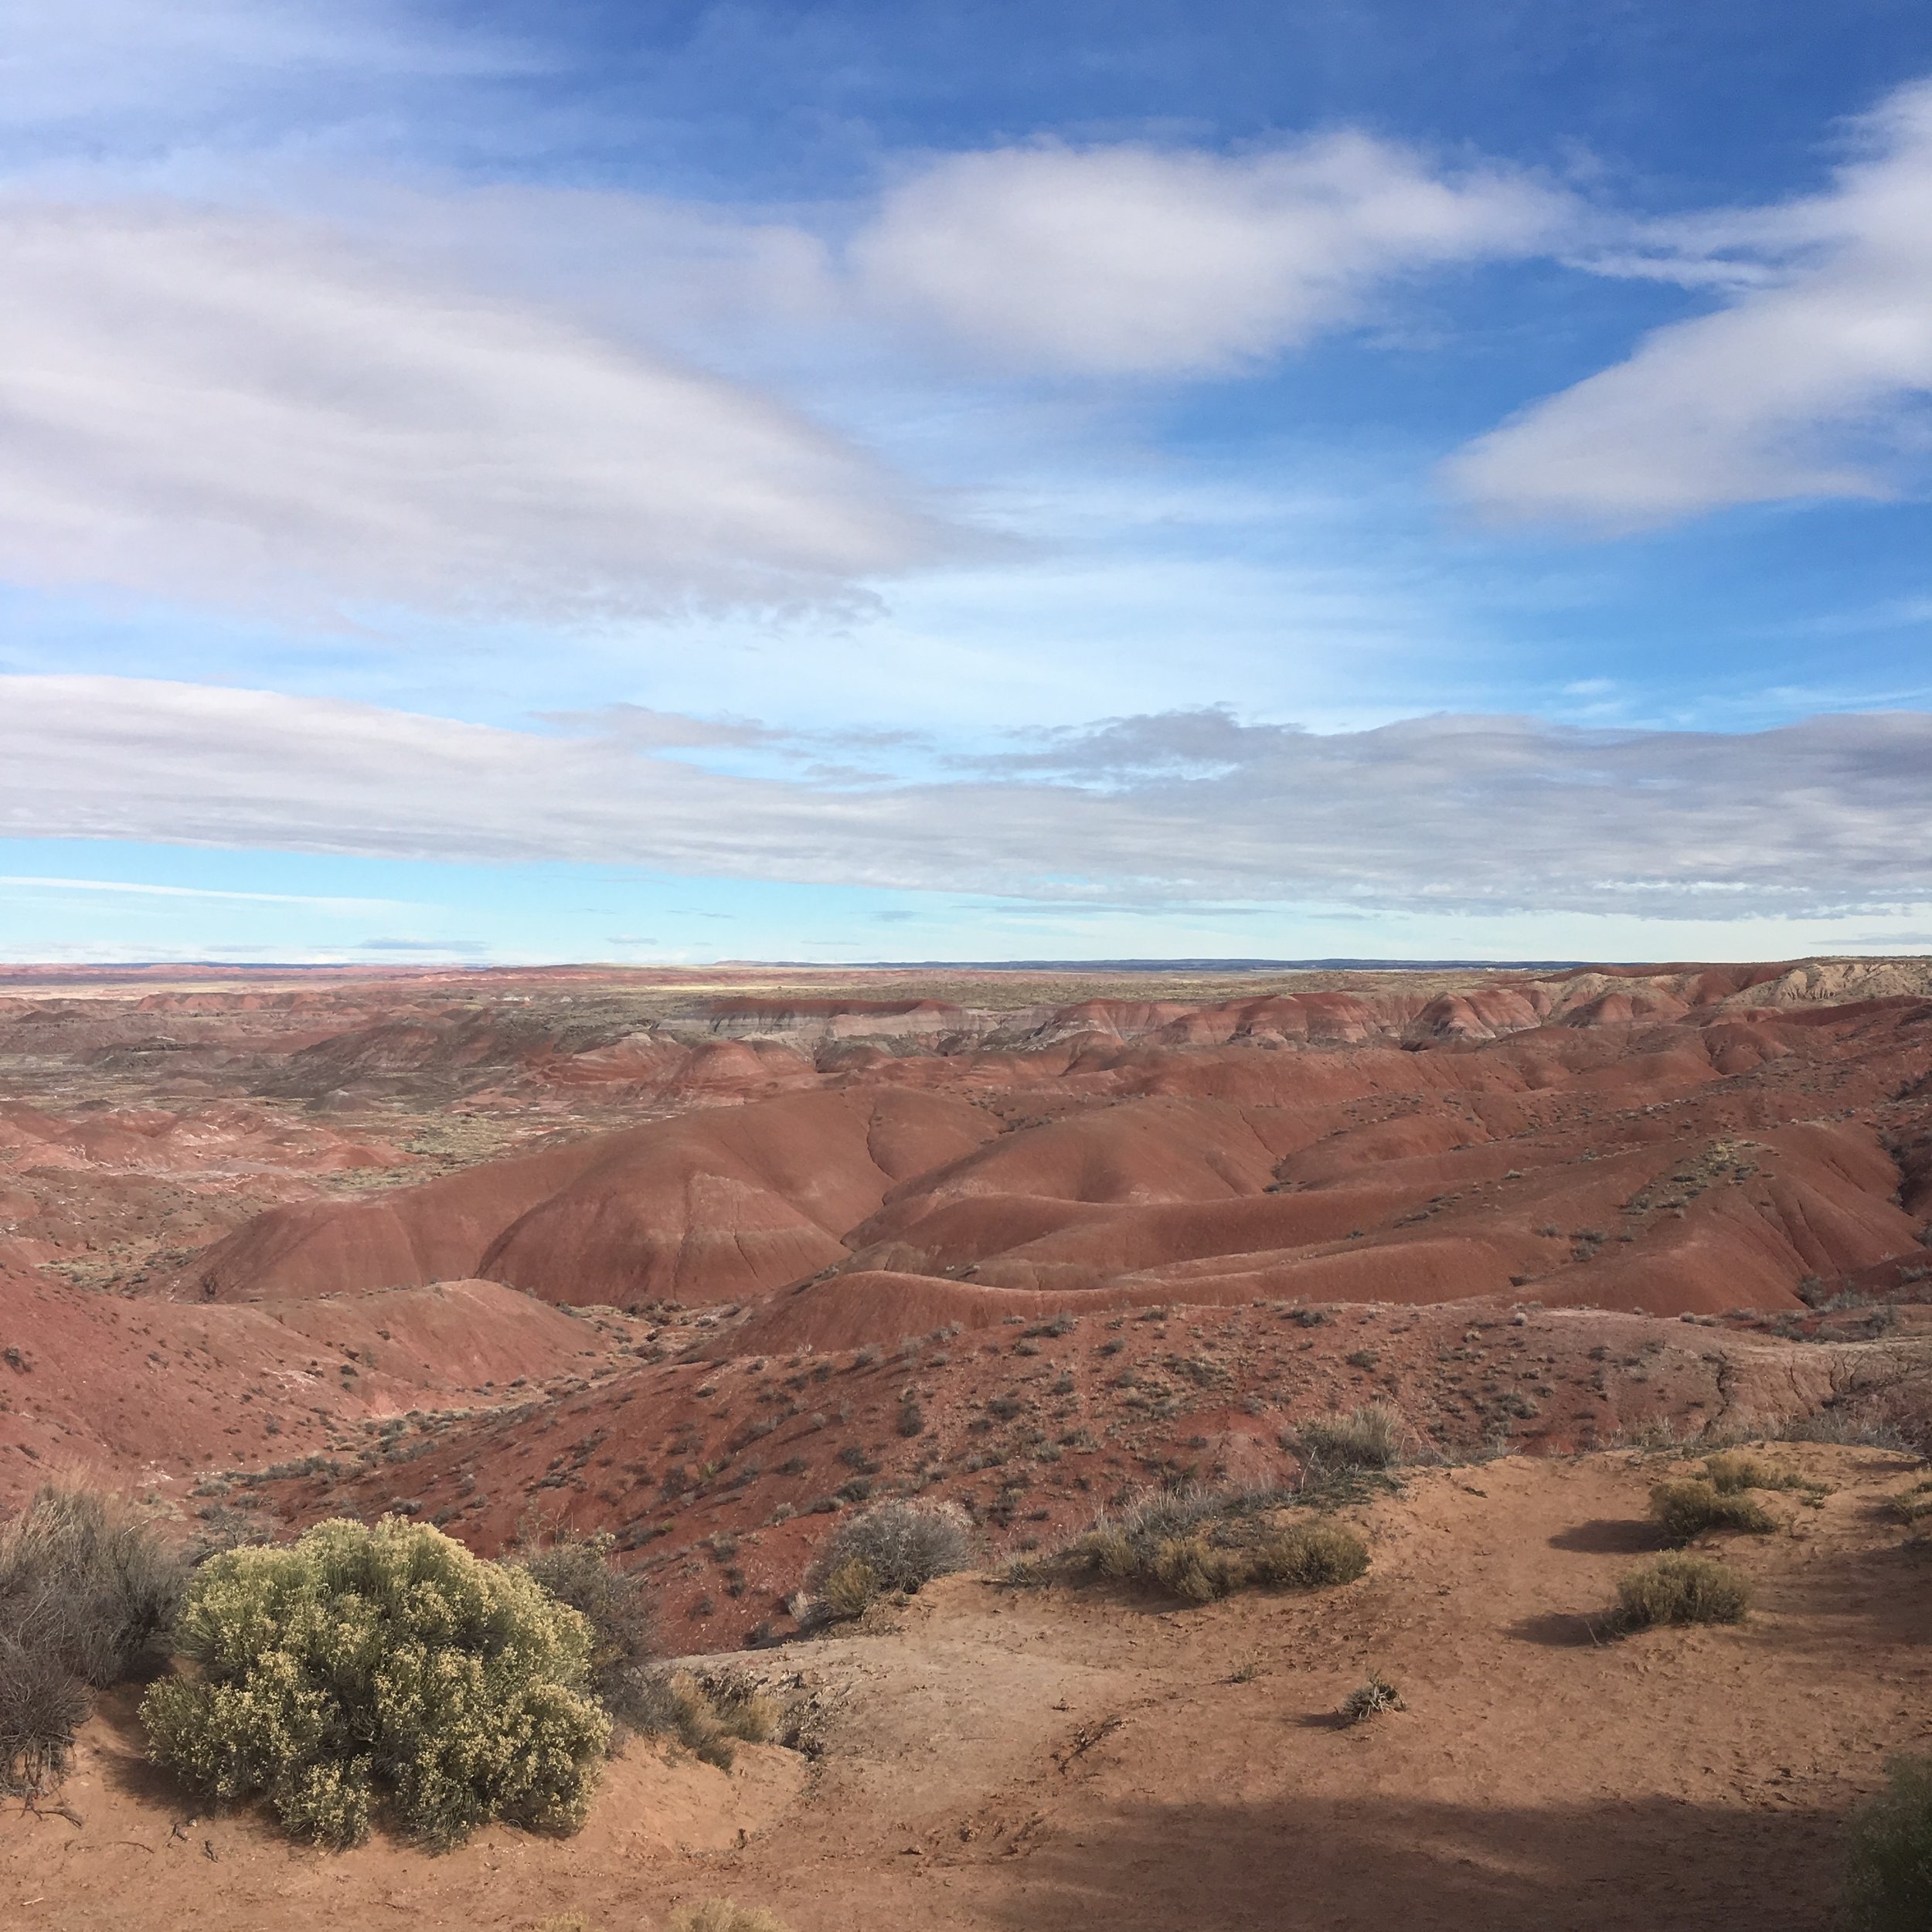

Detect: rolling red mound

[173,1088,997,1306]
[159,985,1932,1325]
[0,1267,607,1506]
[5,957,1930,1625]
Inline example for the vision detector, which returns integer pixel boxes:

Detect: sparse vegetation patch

[1293,1403,1404,1473]
[1339,1672,1406,1724]
[625,1668,778,1770]
[672,1903,792,1932]
[1700,1451,1807,1495]
[513,1526,662,1739]
[1063,1485,1369,1604]
[0,1484,185,1798]
[1614,1553,1751,1629]
[801,1499,974,1624]
[1648,1478,1774,1544]
[1844,1751,1932,1932]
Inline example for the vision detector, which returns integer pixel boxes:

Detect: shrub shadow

[1507,1610,1607,1648]
[988,1789,1849,1932]
[1548,1518,1663,1554]
[90,1697,195,1812]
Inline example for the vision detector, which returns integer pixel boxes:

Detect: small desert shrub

[0,1633,89,1796]
[1247,1521,1371,1590]
[514,1529,658,1730]
[1115,1484,1228,1541]
[0,1484,186,1796]
[0,1484,185,1686]
[1614,1553,1751,1629]
[1147,1535,1250,1604]
[816,1558,882,1621]
[1067,1491,1367,1604]
[1843,1752,1932,1932]
[141,1516,609,1849]
[627,1669,779,1771]
[1701,1452,1803,1494]
[1648,1478,1774,1544]
[1780,1406,1919,1454]
[672,1902,791,1932]
[802,1499,973,1623]
[1339,1672,1405,1724]
[1294,1403,1403,1473]
[1078,1525,1136,1579]
[1886,1481,1932,1526]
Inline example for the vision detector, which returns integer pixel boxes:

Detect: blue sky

[2,0,1930,964]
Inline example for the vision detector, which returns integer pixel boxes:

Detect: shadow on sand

[984,1787,1849,1932]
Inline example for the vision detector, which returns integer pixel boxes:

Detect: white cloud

[849,134,1566,375]
[1447,79,1932,526]
[0,200,955,621]
[0,875,396,909]
[2,676,1927,920]
[0,0,528,149]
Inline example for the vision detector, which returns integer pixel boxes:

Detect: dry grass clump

[514,1528,658,1730]
[0,1636,88,1799]
[1614,1553,1751,1630]
[1339,1672,1406,1724]
[1648,1478,1774,1545]
[538,1909,790,1932]
[1294,1403,1404,1473]
[815,1558,881,1622]
[1,1484,185,1797]
[1143,1534,1250,1603]
[1700,1451,1805,1494]
[1843,1752,1932,1931]
[514,1532,778,1769]
[1779,1406,1919,1454]
[1885,1481,1932,1527]
[802,1499,973,1625]
[1069,1488,1368,1604]
[672,1902,791,1932]
[1247,1522,1369,1590]
[629,1670,779,1771]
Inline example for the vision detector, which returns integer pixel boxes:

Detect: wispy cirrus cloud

[0,201,964,624]
[0,0,536,162]
[0,874,400,909]
[1447,78,1932,526]
[2,676,1927,920]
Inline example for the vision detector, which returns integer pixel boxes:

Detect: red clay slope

[0,1266,601,1507]
[156,979,1932,1326]
[174,1089,996,1308]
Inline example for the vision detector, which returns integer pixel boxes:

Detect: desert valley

[3,957,1930,1929]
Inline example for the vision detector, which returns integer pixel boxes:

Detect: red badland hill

[2,957,1930,1637]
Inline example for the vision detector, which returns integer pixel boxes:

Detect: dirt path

[6,1444,1929,1931]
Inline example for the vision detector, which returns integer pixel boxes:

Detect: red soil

[160,980,1932,1326]
[3,957,1930,1626]
[15,1443,1930,1932]
[175,1088,996,1306]
[0,1267,611,1501]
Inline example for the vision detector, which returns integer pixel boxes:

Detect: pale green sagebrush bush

[141,1516,608,1849]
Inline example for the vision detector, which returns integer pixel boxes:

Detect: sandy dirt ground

[8,1442,1928,1932]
